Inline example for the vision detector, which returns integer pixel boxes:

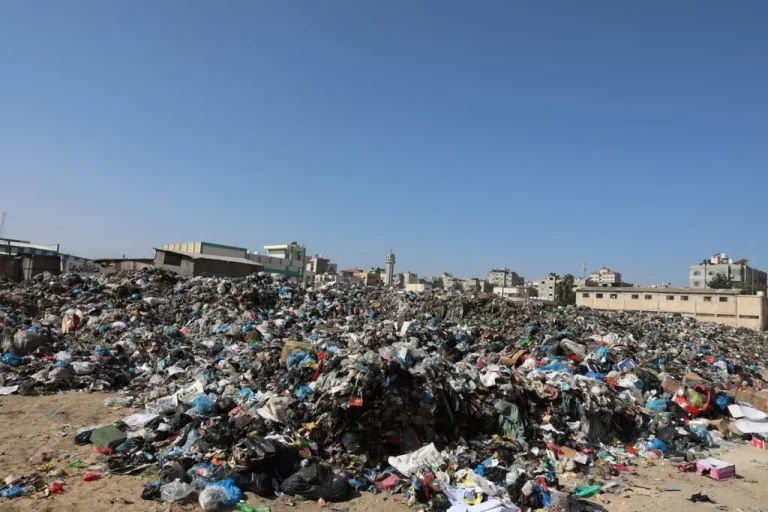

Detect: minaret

[385,249,396,285]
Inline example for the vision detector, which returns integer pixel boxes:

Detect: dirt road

[0,392,766,512]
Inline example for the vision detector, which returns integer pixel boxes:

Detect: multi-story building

[589,267,622,287]
[530,273,558,301]
[689,253,767,294]
[355,270,382,286]
[577,286,767,331]
[306,255,332,274]
[248,242,306,281]
[486,269,523,287]
[403,271,419,285]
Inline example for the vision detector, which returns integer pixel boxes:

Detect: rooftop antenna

[0,212,6,238]
[581,262,587,280]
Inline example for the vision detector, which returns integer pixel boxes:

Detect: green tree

[555,274,576,306]
[707,272,732,289]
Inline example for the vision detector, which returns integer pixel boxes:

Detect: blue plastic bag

[646,398,669,413]
[191,394,215,415]
[1,486,24,498]
[295,386,313,400]
[714,392,732,411]
[2,353,21,366]
[200,478,242,510]
[646,439,668,453]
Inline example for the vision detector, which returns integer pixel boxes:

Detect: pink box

[753,436,768,450]
[695,458,736,480]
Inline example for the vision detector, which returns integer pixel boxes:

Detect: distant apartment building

[577,286,767,331]
[589,267,622,287]
[356,270,382,286]
[248,242,306,280]
[689,253,767,293]
[306,255,334,274]
[530,273,559,301]
[486,269,523,287]
[403,271,419,285]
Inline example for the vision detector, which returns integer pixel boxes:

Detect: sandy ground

[0,392,767,512]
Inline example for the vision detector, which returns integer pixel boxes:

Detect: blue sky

[1,1,766,285]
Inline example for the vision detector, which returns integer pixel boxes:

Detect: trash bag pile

[2,267,768,510]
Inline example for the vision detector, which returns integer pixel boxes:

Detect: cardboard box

[734,388,768,414]
[682,372,708,387]
[710,418,731,435]
[695,458,736,480]
[661,376,681,395]
[499,349,527,367]
[280,340,314,365]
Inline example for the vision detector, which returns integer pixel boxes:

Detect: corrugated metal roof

[154,248,262,266]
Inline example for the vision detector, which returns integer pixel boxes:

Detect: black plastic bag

[280,464,348,502]
[237,437,296,478]
[160,462,191,484]
[141,482,161,501]
[74,430,92,445]
[233,471,274,497]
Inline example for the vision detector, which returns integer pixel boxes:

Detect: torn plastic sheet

[388,443,444,477]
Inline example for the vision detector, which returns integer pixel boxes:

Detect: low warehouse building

[576,287,767,331]
[153,248,262,278]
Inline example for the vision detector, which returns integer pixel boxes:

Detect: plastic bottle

[237,503,271,512]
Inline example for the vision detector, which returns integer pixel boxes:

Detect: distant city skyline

[2,2,766,287]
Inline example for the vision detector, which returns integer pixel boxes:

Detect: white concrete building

[589,267,622,287]
[247,242,306,281]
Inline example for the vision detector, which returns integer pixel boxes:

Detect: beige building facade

[576,287,767,331]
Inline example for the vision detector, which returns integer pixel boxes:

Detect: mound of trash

[2,268,768,510]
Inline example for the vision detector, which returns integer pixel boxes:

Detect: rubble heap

[2,268,768,510]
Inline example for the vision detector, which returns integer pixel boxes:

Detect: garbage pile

[2,268,768,510]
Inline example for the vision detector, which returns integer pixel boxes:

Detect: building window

[693,270,701,276]
[609,293,618,299]
[296,253,302,261]
[666,295,674,300]
[681,296,688,301]
[645,295,652,300]
[163,252,182,266]
[693,281,700,287]
[719,297,728,303]
[708,271,714,276]
[631,294,639,299]
[582,293,589,298]
[704,296,712,302]
[596,293,603,299]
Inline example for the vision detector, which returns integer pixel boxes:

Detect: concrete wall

[405,283,431,293]
[577,290,766,330]
[154,250,260,278]
[192,258,261,278]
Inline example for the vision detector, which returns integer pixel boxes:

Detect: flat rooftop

[576,286,743,295]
